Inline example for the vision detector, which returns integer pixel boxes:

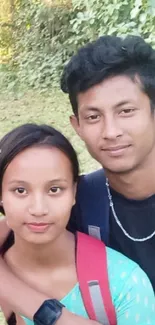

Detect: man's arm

[0,218,10,246]
[0,257,100,325]
[0,218,100,324]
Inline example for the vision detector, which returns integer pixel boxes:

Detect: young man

[62,35,155,291]
[1,35,155,324]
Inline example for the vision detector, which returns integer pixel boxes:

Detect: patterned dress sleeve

[106,247,155,325]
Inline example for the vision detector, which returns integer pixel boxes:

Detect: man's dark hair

[61,35,155,115]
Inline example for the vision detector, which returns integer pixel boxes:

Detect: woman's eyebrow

[7,179,68,185]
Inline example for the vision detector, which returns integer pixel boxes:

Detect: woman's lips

[26,223,52,232]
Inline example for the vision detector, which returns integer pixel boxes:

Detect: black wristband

[33,299,64,325]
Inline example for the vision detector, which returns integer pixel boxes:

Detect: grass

[0,89,99,173]
[0,88,99,325]
[0,312,6,325]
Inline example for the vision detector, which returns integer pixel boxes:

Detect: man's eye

[87,114,100,120]
[49,187,61,194]
[15,187,26,194]
[120,108,135,115]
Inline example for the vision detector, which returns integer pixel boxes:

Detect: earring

[0,200,3,205]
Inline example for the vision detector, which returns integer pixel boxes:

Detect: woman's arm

[115,265,155,324]
[0,258,100,325]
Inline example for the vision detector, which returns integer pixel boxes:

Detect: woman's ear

[0,200,6,218]
[72,182,77,206]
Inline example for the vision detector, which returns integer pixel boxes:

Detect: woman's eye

[15,187,26,194]
[49,187,61,194]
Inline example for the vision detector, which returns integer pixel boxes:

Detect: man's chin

[101,163,135,175]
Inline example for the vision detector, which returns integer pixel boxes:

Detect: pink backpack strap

[76,231,117,325]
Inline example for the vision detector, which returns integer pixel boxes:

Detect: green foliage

[9,0,75,88]
[1,0,155,90]
[70,0,155,45]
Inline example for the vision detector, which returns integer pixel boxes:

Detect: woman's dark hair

[0,123,79,204]
[61,35,155,115]
[0,123,79,325]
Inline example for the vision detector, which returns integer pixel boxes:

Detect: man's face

[71,75,155,174]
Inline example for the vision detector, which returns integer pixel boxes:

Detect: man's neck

[105,158,155,200]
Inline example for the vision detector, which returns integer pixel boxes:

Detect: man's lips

[102,145,131,151]
[101,144,131,157]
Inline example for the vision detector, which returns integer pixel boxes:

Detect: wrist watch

[33,299,65,325]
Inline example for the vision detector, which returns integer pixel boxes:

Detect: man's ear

[70,115,83,139]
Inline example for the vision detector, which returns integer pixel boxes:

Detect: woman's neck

[6,230,75,271]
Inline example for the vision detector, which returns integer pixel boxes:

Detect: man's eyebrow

[80,101,132,111]
[80,106,100,112]
[114,100,132,108]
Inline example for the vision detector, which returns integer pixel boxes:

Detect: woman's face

[2,146,76,244]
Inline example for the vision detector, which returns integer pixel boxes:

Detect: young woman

[0,123,155,325]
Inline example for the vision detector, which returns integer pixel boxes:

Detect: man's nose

[102,117,123,140]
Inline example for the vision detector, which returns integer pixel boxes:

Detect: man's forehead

[77,75,144,111]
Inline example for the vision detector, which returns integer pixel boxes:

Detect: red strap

[76,232,117,325]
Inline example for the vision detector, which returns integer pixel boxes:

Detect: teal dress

[22,247,155,325]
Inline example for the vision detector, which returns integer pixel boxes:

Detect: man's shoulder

[76,168,107,202]
[75,168,108,210]
[78,168,106,187]
[69,168,109,241]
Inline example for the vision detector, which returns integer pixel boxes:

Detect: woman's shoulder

[105,246,150,291]
[106,246,138,273]
[106,247,155,324]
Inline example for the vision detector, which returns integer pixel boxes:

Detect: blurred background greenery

[1,0,155,91]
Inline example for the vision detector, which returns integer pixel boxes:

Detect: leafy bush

[1,0,155,90]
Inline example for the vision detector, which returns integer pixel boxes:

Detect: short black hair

[61,35,155,115]
[0,123,79,215]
